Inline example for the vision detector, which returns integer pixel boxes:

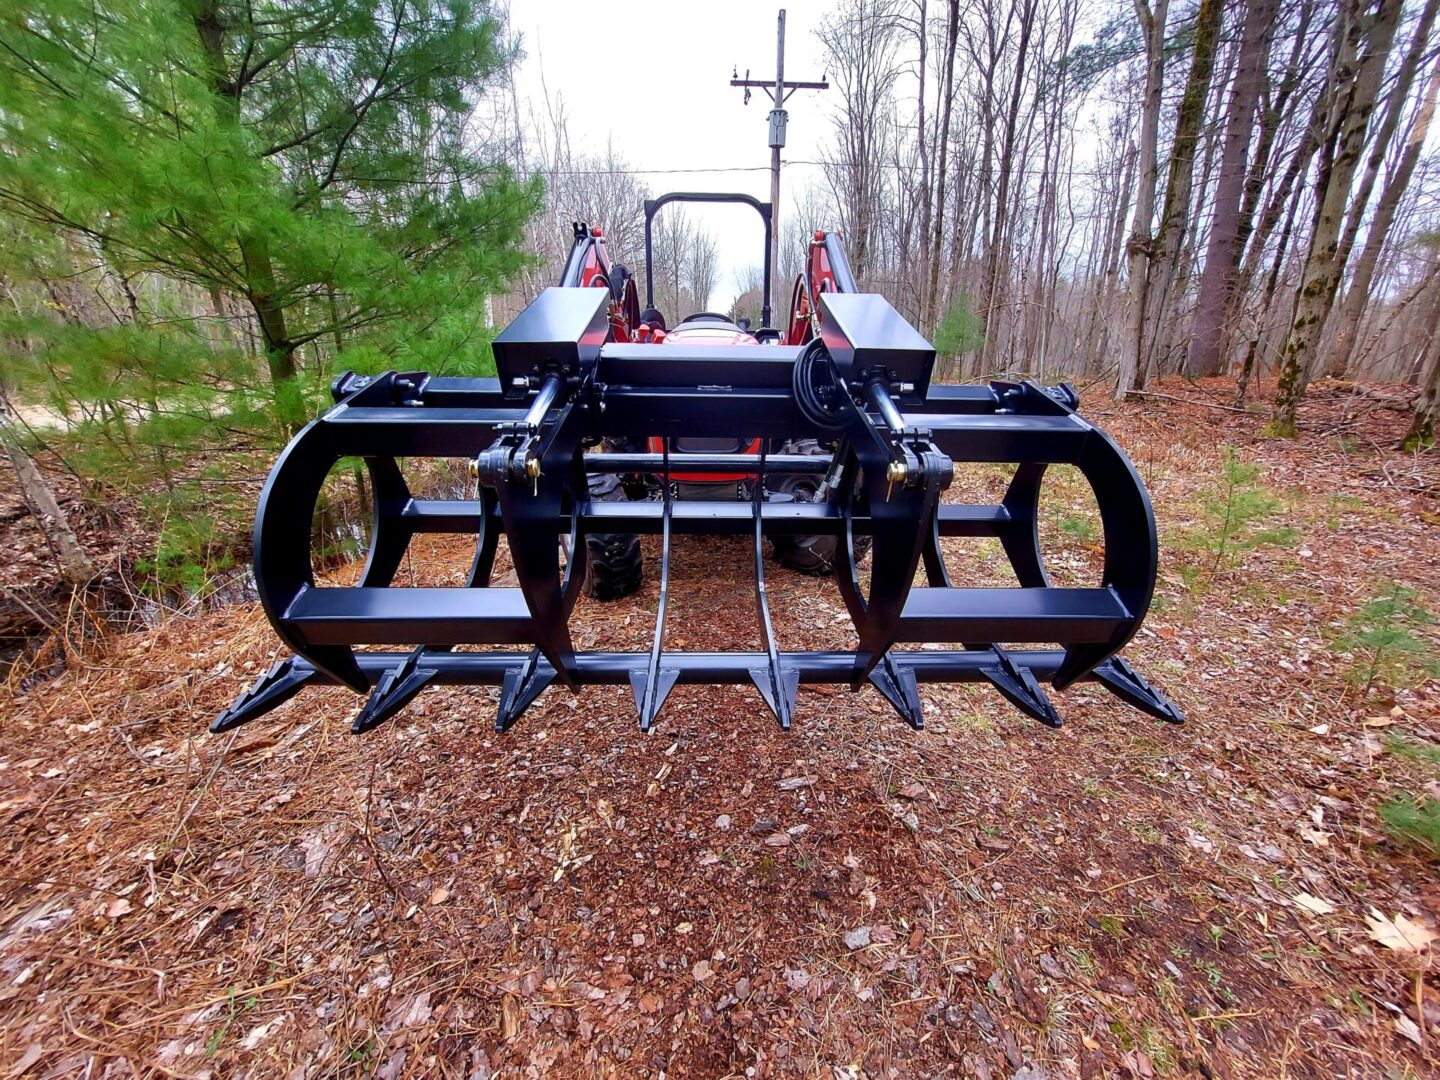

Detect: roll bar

[643,192,773,329]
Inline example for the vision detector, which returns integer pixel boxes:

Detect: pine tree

[0,0,539,590]
[0,0,540,411]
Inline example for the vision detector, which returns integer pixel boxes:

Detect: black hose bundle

[791,338,851,432]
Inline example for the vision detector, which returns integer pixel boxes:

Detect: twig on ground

[1125,389,1252,413]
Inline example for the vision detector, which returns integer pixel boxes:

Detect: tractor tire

[769,439,873,575]
[582,472,644,601]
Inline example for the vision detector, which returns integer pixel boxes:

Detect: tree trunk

[1187,0,1276,377]
[1271,0,1402,436]
[1333,0,1440,274]
[1139,0,1223,385]
[1116,0,1170,400]
[1235,175,1303,406]
[1084,140,1136,376]
[925,0,959,330]
[1234,101,1324,293]
[914,0,932,329]
[1234,0,1316,263]
[0,395,94,586]
[1350,263,1440,376]
[1221,0,1322,336]
[1401,291,1440,449]
[1328,49,1440,376]
[978,0,1037,372]
[195,0,298,391]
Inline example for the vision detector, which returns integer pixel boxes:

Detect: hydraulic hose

[791,338,850,432]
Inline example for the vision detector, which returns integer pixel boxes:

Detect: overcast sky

[509,1,841,308]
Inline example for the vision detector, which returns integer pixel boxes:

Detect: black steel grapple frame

[216,275,1180,736]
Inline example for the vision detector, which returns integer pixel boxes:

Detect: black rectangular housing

[818,293,936,399]
[491,287,610,393]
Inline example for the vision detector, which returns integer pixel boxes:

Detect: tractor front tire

[769,439,873,576]
[582,472,644,601]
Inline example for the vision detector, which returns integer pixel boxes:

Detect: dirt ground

[1,378,1438,1079]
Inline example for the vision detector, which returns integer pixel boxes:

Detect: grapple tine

[484,374,586,690]
[1091,656,1184,724]
[826,372,952,689]
[868,654,924,729]
[630,668,680,730]
[750,451,797,729]
[356,456,417,588]
[497,649,554,733]
[920,509,952,588]
[981,647,1064,729]
[998,462,1049,588]
[462,488,501,588]
[250,409,371,694]
[635,442,675,732]
[749,666,799,730]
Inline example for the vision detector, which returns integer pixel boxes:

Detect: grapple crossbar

[216,285,1179,735]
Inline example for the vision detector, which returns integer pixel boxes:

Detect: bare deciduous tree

[1272,0,1403,435]
[1116,0,1170,399]
[1188,0,1278,378]
[793,0,1440,411]
[1328,0,1440,375]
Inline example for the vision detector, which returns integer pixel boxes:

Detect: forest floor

[1,377,1438,1079]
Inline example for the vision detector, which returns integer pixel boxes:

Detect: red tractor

[566,192,865,599]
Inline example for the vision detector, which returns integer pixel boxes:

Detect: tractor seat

[676,311,745,333]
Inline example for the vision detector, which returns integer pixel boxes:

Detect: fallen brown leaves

[0,377,1436,1078]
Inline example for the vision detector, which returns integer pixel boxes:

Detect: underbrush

[1173,445,1299,589]
[1378,794,1440,859]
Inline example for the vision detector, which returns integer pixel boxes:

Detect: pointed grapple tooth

[868,655,923,729]
[749,666,800,730]
[981,648,1063,729]
[1091,656,1183,724]
[351,648,438,734]
[496,651,555,733]
[212,659,319,733]
[630,667,680,732]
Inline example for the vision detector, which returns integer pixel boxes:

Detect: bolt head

[886,460,907,484]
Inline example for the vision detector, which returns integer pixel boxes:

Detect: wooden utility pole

[732,9,827,327]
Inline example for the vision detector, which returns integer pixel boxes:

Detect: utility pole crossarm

[730,78,829,91]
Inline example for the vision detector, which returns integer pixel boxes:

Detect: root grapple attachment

[217,208,1179,735]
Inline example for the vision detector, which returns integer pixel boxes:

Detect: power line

[543,165,775,176]
[543,160,1134,180]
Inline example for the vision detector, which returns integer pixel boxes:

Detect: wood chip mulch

[1,377,1437,1078]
